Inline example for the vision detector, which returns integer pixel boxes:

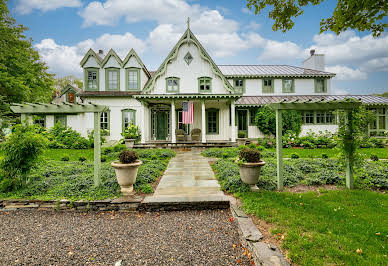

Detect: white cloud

[241,7,251,14]
[244,21,260,31]
[15,0,81,14]
[259,40,304,63]
[326,65,367,80]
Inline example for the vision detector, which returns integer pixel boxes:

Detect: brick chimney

[303,49,325,71]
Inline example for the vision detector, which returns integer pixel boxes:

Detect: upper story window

[262,79,274,93]
[106,68,120,91]
[315,78,327,93]
[85,68,99,91]
[198,77,211,92]
[126,68,140,91]
[234,79,244,93]
[282,79,294,93]
[166,77,179,93]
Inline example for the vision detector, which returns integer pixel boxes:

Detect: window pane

[88,71,97,89]
[128,70,138,90]
[100,112,108,130]
[379,116,386,129]
[316,79,324,92]
[316,112,325,123]
[108,71,118,89]
[284,80,292,92]
[303,112,314,124]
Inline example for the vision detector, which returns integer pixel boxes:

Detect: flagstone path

[143,149,228,205]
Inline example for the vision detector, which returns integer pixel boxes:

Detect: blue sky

[8,0,388,95]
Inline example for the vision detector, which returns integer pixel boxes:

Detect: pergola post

[345,110,354,189]
[275,109,283,191]
[94,112,101,186]
[171,100,176,143]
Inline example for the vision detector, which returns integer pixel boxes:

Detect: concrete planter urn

[236,138,247,146]
[111,150,141,196]
[237,148,265,191]
[124,139,136,148]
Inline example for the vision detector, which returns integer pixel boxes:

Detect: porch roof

[133,94,241,100]
[10,102,109,114]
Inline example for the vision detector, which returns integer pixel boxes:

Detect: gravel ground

[0,210,253,265]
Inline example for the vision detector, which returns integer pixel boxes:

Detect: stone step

[141,195,230,211]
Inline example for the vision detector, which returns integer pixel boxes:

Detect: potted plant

[237,148,265,191]
[121,122,141,148]
[111,150,142,196]
[236,130,247,146]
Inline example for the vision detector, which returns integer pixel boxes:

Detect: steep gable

[101,49,123,68]
[80,49,102,68]
[123,48,151,79]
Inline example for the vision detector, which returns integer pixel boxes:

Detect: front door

[237,109,248,133]
[156,112,167,140]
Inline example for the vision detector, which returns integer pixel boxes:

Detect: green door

[237,110,248,133]
[156,112,167,140]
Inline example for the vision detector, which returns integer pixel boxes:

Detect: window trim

[314,78,327,93]
[125,67,141,91]
[100,111,110,135]
[84,67,99,91]
[205,108,219,135]
[233,78,245,94]
[121,109,136,132]
[33,115,46,128]
[282,79,295,93]
[54,115,67,127]
[368,107,387,136]
[166,77,180,93]
[249,108,257,126]
[105,67,120,91]
[302,110,335,125]
[198,76,212,93]
[262,78,274,93]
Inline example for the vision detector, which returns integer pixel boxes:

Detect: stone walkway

[143,149,228,206]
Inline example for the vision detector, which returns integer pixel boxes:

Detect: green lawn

[41,149,94,161]
[269,148,388,159]
[238,190,388,265]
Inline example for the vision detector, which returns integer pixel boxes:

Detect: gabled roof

[122,48,152,78]
[218,65,336,78]
[101,49,123,68]
[143,28,236,93]
[60,84,82,97]
[80,49,102,68]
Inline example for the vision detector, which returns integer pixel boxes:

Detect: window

[67,91,75,103]
[234,79,244,93]
[126,68,140,90]
[262,79,274,93]
[34,115,45,127]
[54,115,67,127]
[122,109,136,131]
[369,108,387,136]
[249,108,257,125]
[206,109,219,134]
[166,77,179,92]
[282,79,294,93]
[177,110,190,134]
[106,68,119,90]
[198,77,211,92]
[315,79,326,93]
[302,111,314,124]
[100,112,110,131]
[302,111,335,124]
[85,68,99,90]
[316,111,326,124]
[184,52,193,65]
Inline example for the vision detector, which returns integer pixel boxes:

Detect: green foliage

[61,156,69,161]
[100,156,107,162]
[55,75,83,91]
[246,0,388,37]
[118,150,138,164]
[48,122,90,149]
[239,148,262,162]
[370,154,379,161]
[291,153,299,159]
[121,122,141,140]
[255,106,302,136]
[78,156,87,162]
[138,183,153,194]
[0,1,54,104]
[322,153,328,159]
[201,148,239,158]
[0,124,48,189]
[212,159,251,193]
[237,131,247,138]
[88,129,109,147]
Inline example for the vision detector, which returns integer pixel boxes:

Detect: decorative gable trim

[80,49,102,68]
[142,28,236,94]
[59,84,80,97]
[122,48,151,79]
[101,49,123,68]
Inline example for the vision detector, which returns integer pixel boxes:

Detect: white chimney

[303,49,325,71]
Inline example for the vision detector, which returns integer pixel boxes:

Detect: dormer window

[106,68,120,91]
[315,78,327,93]
[85,68,99,91]
[262,79,274,93]
[67,91,75,103]
[198,77,211,92]
[234,79,244,93]
[166,77,179,93]
[126,68,140,91]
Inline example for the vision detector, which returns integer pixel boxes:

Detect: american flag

[182,101,194,124]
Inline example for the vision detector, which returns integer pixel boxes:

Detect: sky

[7,0,388,95]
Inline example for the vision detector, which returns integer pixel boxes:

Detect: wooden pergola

[269,99,362,191]
[10,102,109,186]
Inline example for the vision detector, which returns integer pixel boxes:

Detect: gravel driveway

[0,210,253,265]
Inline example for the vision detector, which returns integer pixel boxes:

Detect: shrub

[119,150,138,164]
[48,123,90,149]
[239,148,261,163]
[0,123,48,188]
[78,156,87,162]
[138,183,153,194]
[121,123,141,141]
[101,156,107,162]
[201,148,238,158]
[61,156,69,161]
[370,154,379,161]
[88,129,109,148]
[249,143,257,149]
[291,153,299,159]
[103,147,113,155]
[113,144,126,152]
[322,153,329,159]
[238,131,246,138]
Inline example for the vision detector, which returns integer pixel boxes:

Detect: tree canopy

[55,75,83,92]
[0,0,54,104]
[246,0,388,37]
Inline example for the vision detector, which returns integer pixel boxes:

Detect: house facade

[31,27,388,143]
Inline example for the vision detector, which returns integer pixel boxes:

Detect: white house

[27,26,388,144]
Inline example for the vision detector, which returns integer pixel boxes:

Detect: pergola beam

[10,103,108,114]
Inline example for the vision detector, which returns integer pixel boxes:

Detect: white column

[201,101,206,143]
[231,102,236,142]
[171,100,176,143]
[141,103,146,144]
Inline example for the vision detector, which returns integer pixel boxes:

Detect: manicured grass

[42,149,94,161]
[271,148,388,159]
[237,190,388,265]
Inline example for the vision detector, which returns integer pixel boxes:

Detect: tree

[55,75,83,91]
[0,0,54,105]
[255,106,302,135]
[246,0,388,37]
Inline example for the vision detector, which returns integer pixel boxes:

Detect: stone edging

[230,204,289,266]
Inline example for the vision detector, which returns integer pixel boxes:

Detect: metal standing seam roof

[235,95,388,106]
[217,65,335,77]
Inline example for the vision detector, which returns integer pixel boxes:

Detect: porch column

[171,100,176,143]
[231,102,236,142]
[201,101,206,143]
